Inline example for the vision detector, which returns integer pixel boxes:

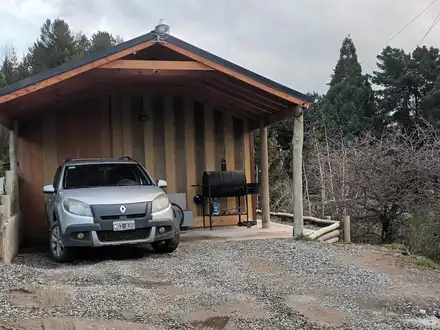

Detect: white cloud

[0,0,439,94]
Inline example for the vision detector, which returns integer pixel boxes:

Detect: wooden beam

[260,120,270,228]
[202,80,273,113]
[193,82,263,116]
[182,87,259,122]
[197,82,269,115]
[293,105,304,238]
[100,60,214,71]
[209,76,291,109]
[94,68,212,78]
[205,78,283,112]
[0,40,155,105]
[266,106,302,126]
[163,42,310,106]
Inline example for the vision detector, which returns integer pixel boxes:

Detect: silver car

[42,157,180,262]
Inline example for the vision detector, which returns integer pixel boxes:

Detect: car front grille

[96,228,151,242]
[100,213,146,221]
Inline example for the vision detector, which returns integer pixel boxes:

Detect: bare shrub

[302,124,440,249]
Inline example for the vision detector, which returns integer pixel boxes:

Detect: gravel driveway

[1,238,440,329]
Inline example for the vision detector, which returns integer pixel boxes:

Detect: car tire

[151,230,180,254]
[48,222,73,263]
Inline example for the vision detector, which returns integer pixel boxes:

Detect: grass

[382,243,440,270]
[383,243,406,251]
[412,256,440,270]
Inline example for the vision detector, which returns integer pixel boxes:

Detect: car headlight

[63,198,93,217]
[152,193,170,213]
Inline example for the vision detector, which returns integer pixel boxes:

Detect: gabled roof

[0,31,311,104]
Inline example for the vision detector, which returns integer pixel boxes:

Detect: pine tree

[0,47,20,85]
[323,36,377,138]
[88,31,123,54]
[27,19,79,74]
[374,45,440,130]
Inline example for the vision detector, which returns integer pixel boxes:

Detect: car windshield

[63,163,154,189]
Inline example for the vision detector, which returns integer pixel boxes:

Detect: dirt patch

[191,316,231,330]
[8,317,159,330]
[153,284,187,296]
[184,300,269,324]
[9,286,65,308]
[286,294,348,326]
[245,257,283,275]
[340,248,440,303]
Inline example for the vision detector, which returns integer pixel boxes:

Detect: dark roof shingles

[0,31,311,103]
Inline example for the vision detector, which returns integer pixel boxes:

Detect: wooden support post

[260,120,270,228]
[342,215,351,243]
[293,105,304,237]
[9,120,19,214]
[9,120,18,171]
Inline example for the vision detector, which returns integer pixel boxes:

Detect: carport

[0,25,311,260]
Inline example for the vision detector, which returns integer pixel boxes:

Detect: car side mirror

[42,184,55,194]
[157,180,167,188]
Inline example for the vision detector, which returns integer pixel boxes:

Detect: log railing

[256,209,351,243]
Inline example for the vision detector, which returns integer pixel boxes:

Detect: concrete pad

[181,220,299,244]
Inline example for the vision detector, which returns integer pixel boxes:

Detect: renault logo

[120,205,126,213]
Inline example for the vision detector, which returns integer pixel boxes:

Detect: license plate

[113,220,135,231]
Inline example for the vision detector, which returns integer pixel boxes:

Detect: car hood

[61,185,166,205]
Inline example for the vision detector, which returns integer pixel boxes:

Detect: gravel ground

[1,238,440,329]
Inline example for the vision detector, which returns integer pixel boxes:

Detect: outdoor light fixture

[138,112,148,121]
[153,19,170,43]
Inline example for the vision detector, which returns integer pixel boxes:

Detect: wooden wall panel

[121,94,132,157]
[194,101,205,184]
[184,97,196,215]
[175,97,187,194]
[110,93,123,157]
[204,104,216,171]
[153,95,166,180]
[19,119,46,240]
[214,110,225,170]
[224,114,236,211]
[164,95,176,193]
[233,117,244,170]
[143,93,155,178]
[100,95,112,158]
[42,113,58,185]
[131,95,145,165]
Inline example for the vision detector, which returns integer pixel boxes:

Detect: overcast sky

[0,0,439,94]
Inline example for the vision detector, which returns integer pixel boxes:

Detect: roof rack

[119,156,136,161]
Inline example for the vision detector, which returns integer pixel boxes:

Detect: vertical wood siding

[18,92,254,239]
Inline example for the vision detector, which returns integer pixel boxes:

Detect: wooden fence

[256,210,351,243]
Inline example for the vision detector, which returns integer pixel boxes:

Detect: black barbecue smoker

[192,160,259,230]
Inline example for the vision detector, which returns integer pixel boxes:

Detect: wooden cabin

[0,30,311,242]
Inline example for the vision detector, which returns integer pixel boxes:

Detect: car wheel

[152,230,180,254]
[49,222,73,263]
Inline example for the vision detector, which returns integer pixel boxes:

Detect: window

[53,166,62,188]
[63,163,153,189]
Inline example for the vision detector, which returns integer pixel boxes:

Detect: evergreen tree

[0,47,20,85]
[27,19,79,74]
[373,45,440,130]
[323,36,377,138]
[88,31,123,54]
